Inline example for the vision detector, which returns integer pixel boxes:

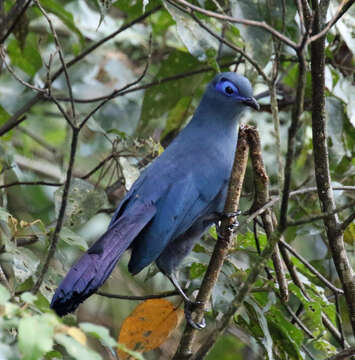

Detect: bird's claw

[216,210,241,237]
[222,210,241,219]
[184,300,206,329]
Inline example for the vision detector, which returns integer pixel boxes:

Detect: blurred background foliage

[0,0,354,359]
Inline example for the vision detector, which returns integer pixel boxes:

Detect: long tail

[50,202,156,316]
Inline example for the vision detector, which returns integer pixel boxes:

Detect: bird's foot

[216,210,241,236]
[184,300,206,329]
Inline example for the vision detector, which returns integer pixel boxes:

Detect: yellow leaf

[118,299,183,359]
[344,222,355,245]
[67,327,87,345]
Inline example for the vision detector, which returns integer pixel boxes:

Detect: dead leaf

[67,326,87,345]
[118,299,183,359]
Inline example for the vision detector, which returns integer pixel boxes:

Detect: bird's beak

[243,97,260,111]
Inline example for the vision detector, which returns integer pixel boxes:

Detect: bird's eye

[225,86,234,95]
[215,78,239,97]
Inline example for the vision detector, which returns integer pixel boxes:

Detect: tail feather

[50,202,156,316]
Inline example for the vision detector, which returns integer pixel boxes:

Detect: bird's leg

[215,210,241,237]
[167,273,206,329]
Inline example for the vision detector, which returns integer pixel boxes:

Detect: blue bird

[50,72,259,328]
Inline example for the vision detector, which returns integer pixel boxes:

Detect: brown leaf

[117,299,183,359]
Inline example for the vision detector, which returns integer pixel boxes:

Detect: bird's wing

[128,169,226,274]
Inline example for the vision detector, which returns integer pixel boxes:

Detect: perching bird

[50,72,259,328]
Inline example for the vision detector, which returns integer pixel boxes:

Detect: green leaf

[18,315,54,360]
[151,9,175,35]
[54,334,101,360]
[161,96,192,139]
[40,0,84,45]
[20,292,37,304]
[10,247,40,284]
[267,307,304,359]
[303,301,323,336]
[7,34,42,77]
[0,206,11,222]
[243,298,274,359]
[138,50,208,136]
[44,350,63,359]
[326,97,345,163]
[206,335,244,360]
[60,227,88,251]
[79,322,117,347]
[312,338,337,357]
[164,2,218,61]
[0,284,11,304]
[238,231,266,250]
[0,105,10,126]
[189,262,207,279]
[230,0,297,66]
[54,178,108,228]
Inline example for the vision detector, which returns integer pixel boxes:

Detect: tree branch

[279,51,307,231]
[191,127,281,359]
[173,125,250,359]
[340,211,355,232]
[310,0,355,336]
[170,0,298,49]
[287,201,355,227]
[326,346,355,360]
[0,6,161,136]
[32,129,79,293]
[96,289,183,301]
[309,0,355,43]
[0,0,31,44]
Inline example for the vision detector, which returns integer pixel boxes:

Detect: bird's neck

[185,98,243,144]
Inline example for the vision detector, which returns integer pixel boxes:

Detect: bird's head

[206,72,259,111]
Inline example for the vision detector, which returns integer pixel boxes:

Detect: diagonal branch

[34,0,76,122]
[173,125,250,359]
[0,0,32,44]
[310,0,355,336]
[309,0,355,43]
[170,0,298,49]
[192,127,282,359]
[32,129,79,293]
[0,6,161,136]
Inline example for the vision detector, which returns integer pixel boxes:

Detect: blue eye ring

[215,79,240,97]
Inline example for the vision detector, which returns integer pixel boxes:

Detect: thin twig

[32,129,79,293]
[247,186,355,222]
[57,59,246,104]
[17,126,58,154]
[170,0,298,49]
[287,201,355,227]
[279,239,344,294]
[0,6,161,136]
[326,346,355,360]
[78,39,152,130]
[0,181,62,189]
[34,0,76,121]
[279,50,307,231]
[309,0,355,43]
[97,289,183,300]
[340,211,355,232]
[0,47,47,93]
[0,0,32,44]
[81,154,115,180]
[167,2,269,83]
